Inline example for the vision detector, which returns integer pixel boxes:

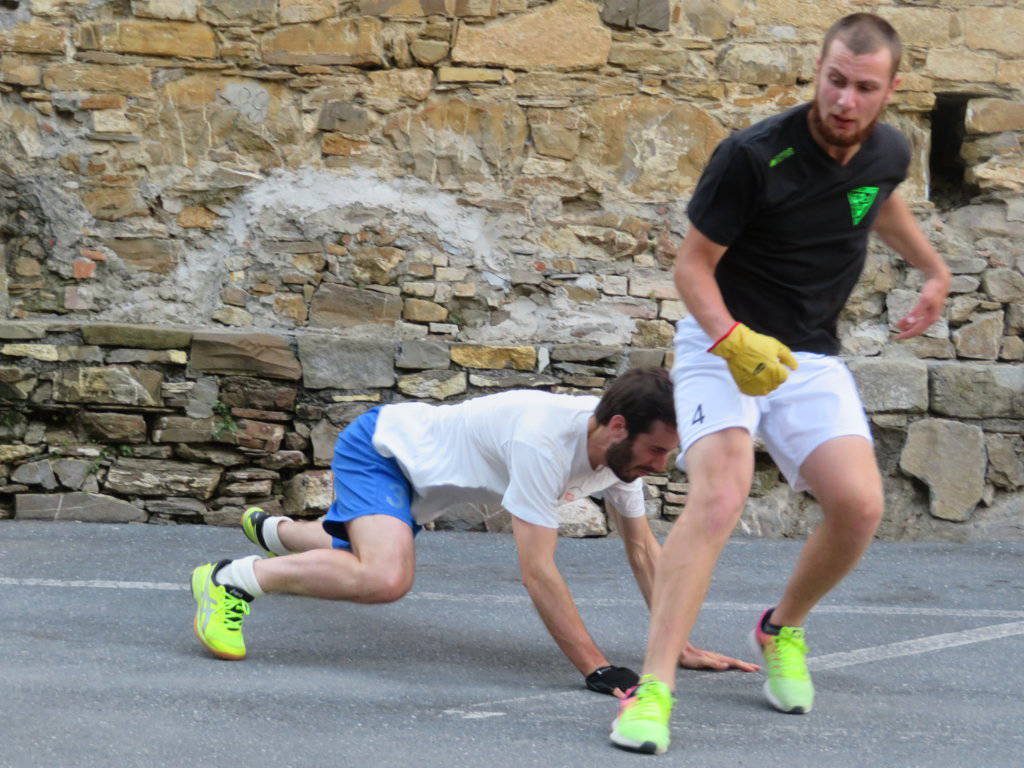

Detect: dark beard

[809,100,879,148]
[606,436,639,483]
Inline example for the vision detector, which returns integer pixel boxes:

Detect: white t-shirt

[371,390,647,528]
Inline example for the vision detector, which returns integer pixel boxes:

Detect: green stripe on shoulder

[769,147,796,167]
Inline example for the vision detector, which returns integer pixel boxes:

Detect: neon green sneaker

[609,674,673,755]
[241,507,277,557]
[191,560,253,661]
[750,609,814,714]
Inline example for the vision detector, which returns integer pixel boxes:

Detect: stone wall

[0,0,1022,539]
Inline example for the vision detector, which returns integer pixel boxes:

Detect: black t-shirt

[686,102,910,354]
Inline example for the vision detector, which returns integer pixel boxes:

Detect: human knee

[360,565,413,603]
[688,484,749,539]
[830,488,883,538]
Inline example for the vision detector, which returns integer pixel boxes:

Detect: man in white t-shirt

[190,368,756,694]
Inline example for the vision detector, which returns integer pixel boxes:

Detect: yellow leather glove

[708,322,798,396]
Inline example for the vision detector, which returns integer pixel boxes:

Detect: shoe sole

[609,733,666,755]
[191,567,246,661]
[747,629,811,715]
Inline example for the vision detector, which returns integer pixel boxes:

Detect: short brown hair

[821,13,902,79]
[594,367,676,437]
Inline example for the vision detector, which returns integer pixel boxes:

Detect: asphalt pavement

[1,520,1022,768]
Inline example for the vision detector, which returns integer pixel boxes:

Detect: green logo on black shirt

[769,147,795,167]
[847,186,879,225]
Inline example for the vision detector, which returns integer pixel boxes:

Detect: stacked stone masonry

[0,0,1021,539]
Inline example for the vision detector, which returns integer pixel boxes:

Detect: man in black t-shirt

[611,14,951,756]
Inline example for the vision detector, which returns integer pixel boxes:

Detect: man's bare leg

[642,427,755,687]
[769,435,883,627]
[276,518,334,553]
[254,515,415,603]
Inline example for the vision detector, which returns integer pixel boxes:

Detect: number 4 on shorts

[691,405,705,425]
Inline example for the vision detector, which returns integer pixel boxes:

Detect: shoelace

[220,595,251,632]
[766,629,809,680]
[622,684,668,720]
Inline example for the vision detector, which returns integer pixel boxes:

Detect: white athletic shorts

[671,316,872,492]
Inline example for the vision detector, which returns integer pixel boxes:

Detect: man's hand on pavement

[678,642,760,672]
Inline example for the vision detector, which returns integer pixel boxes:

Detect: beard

[809,98,880,149]
[606,436,647,483]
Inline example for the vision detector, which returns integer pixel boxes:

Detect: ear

[884,74,901,104]
[607,414,629,441]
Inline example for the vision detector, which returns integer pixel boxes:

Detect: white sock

[215,555,265,598]
[262,515,293,556]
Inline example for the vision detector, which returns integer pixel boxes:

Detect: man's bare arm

[872,191,951,339]
[673,226,733,341]
[608,505,759,673]
[511,516,609,677]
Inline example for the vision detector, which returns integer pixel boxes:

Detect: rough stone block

[262,18,384,66]
[550,344,621,363]
[15,493,146,523]
[284,469,333,515]
[11,460,58,490]
[557,496,607,537]
[450,344,536,371]
[966,99,1024,135]
[0,322,47,341]
[104,239,181,275]
[848,358,929,413]
[925,49,997,82]
[986,434,1024,491]
[132,1,200,21]
[233,419,286,452]
[80,412,148,444]
[152,416,216,443]
[145,497,208,519]
[0,445,44,464]
[397,339,450,370]
[200,0,275,24]
[190,332,301,381]
[297,335,396,390]
[929,363,1024,419]
[468,371,560,389]
[280,0,337,24]
[0,367,37,400]
[309,283,403,329]
[54,367,163,407]
[452,0,611,71]
[43,64,153,94]
[359,0,452,17]
[397,370,466,399]
[953,311,1004,360]
[963,7,1024,58]
[104,458,223,499]
[403,298,448,323]
[83,188,149,221]
[317,102,373,134]
[900,419,986,522]
[76,21,217,58]
[174,444,246,467]
[82,323,193,349]
[0,23,66,54]
[53,459,93,491]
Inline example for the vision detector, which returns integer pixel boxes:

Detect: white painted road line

[808,620,1024,671]
[2,578,1023,621]
[0,577,186,590]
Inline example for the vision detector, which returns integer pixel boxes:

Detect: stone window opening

[0,1,20,9]
[928,93,982,210]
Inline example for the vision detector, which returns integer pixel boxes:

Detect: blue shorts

[322,407,420,551]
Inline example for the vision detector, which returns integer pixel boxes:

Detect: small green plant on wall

[212,400,239,441]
